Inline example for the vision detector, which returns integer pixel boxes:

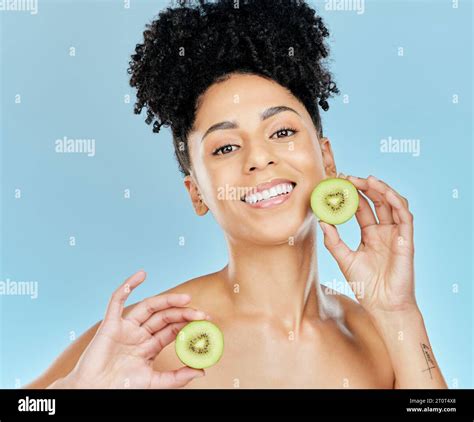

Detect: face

[184,73,337,245]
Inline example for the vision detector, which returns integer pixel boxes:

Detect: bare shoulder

[155,271,224,311]
[25,272,221,389]
[148,272,227,372]
[326,287,386,348]
[323,287,395,384]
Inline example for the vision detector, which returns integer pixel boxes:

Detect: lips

[240,178,297,208]
[241,178,296,200]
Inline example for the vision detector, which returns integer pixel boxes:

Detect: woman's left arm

[318,175,447,389]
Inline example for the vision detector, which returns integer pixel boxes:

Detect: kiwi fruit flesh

[310,178,359,225]
[175,320,224,369]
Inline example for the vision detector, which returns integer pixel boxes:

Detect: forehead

[192,73,304,131]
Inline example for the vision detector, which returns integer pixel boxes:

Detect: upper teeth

[244,183,294,204]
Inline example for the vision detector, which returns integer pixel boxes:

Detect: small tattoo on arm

[420,343,436,379]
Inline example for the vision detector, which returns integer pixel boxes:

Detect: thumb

[150,366,205,389]
[319,221,354,268]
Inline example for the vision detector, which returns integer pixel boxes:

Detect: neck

[221,219,323,332]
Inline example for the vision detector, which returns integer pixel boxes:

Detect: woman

[26,0,446,389]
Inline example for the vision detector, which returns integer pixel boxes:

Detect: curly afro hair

[128,0,339,176]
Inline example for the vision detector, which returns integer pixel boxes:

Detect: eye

[271,127,298,139]
[212,144,240,156]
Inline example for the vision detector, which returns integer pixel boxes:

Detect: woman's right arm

[24,270,208,389]
[24,323,100,389]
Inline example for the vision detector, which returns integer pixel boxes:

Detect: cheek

[198,165,241,216]
[286,138,324,176]
[283,141,325,204]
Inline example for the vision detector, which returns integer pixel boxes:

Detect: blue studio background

[0,0,472,387]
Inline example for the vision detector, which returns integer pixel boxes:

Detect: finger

[150,366,205,389]
[125,293,192,325]
[366,176,397,224]
[376,178,409,208]
[350,176,394,225]
[104,270,147,321]
[354,191,377,229]
[341,174,378,228]
[319,221,354,270]
[384,189,414,243]
[368,176,410,224]
[140,321,187,358]
[141,307,208,334]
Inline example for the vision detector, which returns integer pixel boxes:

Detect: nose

[243,142,277,173]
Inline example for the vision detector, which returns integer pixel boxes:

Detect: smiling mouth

[240,180,297,207]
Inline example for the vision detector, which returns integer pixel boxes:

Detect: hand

[318,175,417,317]
[56,270,208,389]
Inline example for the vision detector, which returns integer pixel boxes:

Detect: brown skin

[150,272,395,388]
[26,73,446,389]
[28,272,393,389]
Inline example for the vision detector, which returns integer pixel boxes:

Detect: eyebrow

[201,105,301,142]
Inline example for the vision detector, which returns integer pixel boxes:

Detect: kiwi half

[310,178,359,225]
[175,320,224,369]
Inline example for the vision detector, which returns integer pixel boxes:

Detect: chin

[242,216,307,246]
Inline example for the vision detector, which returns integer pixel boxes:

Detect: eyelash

[211,127,298,156]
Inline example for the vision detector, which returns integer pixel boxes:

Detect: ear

[319,137,337,178]
[183,175,209,216]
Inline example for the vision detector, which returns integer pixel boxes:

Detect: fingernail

[194,311,206,319]
[193,370,206,378]
[206,314,212,320]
